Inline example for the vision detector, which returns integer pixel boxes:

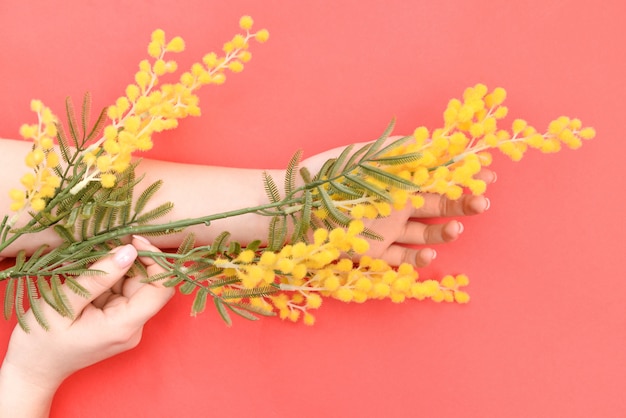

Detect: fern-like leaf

[369,134,414,160]
[327,143,356,179]
[226,304,260,321]
[263,172,282,204]
[284,150,302,196]
[344,174,392,201]
[361,118,396,161]
[358,164,419,191]
[372,152,422,166]
[85,105,108,143]
[65,96,80,148]
[134,202,174,224]
[3,279,15,320]
[291,189,312,243]
[64,276,90,298]
[51,276,74,318]
[179,280,197,295]
[177,233,196,255]
[221,286,277,300]
[37,276,62,316]
[26,277,49,330]
[229,301,276,317]
[134,180,163,217]
[267,215,287,251]
[81,92,91,138]
[317,186,351,227]
[15,278,29,332]
[213,297,232,326]
[191,289,208,316]
[328,180,362,199]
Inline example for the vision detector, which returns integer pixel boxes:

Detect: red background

[1,1,625,417]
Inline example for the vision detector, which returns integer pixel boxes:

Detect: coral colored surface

[1,1,625,417]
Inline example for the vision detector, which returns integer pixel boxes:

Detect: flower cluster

[4,18,595,329]
[9,101,62,213]
[325,84,595,223]
[78,16,269,190]
[213,221,469,325]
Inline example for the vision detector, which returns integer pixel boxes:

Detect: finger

[397,219,464,245]
[413,193,490,219]
[122,236,175,326]
[64,244,138,315]
[379,245,437,268]
[474,168,497,184]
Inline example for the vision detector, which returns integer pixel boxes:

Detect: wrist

[0,361,59,417]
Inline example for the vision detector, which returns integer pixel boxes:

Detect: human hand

[301,139,496,268]
[0,236,173,417]
[359,171,494,267]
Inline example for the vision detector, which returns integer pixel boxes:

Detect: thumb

[63,244,138,315]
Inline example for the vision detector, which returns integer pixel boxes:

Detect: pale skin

[0,137,495,416]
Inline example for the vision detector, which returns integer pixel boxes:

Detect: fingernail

[113,244,136,268]
[492,172,497,183]
[132,235,152,245]
[431,249,437,260]
[457,222,464,234]
[484,198,491,211]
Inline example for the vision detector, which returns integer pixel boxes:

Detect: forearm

[0,137,282,256]
[0,361,57,418]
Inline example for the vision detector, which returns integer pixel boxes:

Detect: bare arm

[0,137,494,267]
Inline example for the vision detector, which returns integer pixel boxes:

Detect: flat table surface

[1,1,625,417]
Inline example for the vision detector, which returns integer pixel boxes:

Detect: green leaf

[222,286,277,300]
[208,231,231,255]
[230,301,276,317]
[179,280,197,295]
[328,143,355,178]
[134,202,174,224]
[81,92,91,138]
[177,233,196,255]
[344,174,392,201]
[56,122,72,163]
[372,152,422,166]
[3,279,15,320]
[328,180,362,199]
[299,166,313,184]
[358,164,419,191]
[51,276,74,318]
[360,227,384,241]
[370,134,415,160]
[342,143,370,175]
[54,224,77,243]
[284,150,302,196]
[15,278,29,332]
[291,189,312,242]
[361,118,396,161]
[37,276,63,316]
[65,96,80,148]
[191,289,208,316]
[206,276,240,289]
[163,275,185,288]
[213,298,232,326]
[14,250,26,271]
[314,158,337,182]
[134,180,163,217]
[246,240,262,252]
[26,277,49,330]
[226,304,260,321]
[262,171,281,204]
[64,276,91,299]
[227,241,242,256]
[317,186,352,227]
[267,215,287,251]
[85,106,109,143]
